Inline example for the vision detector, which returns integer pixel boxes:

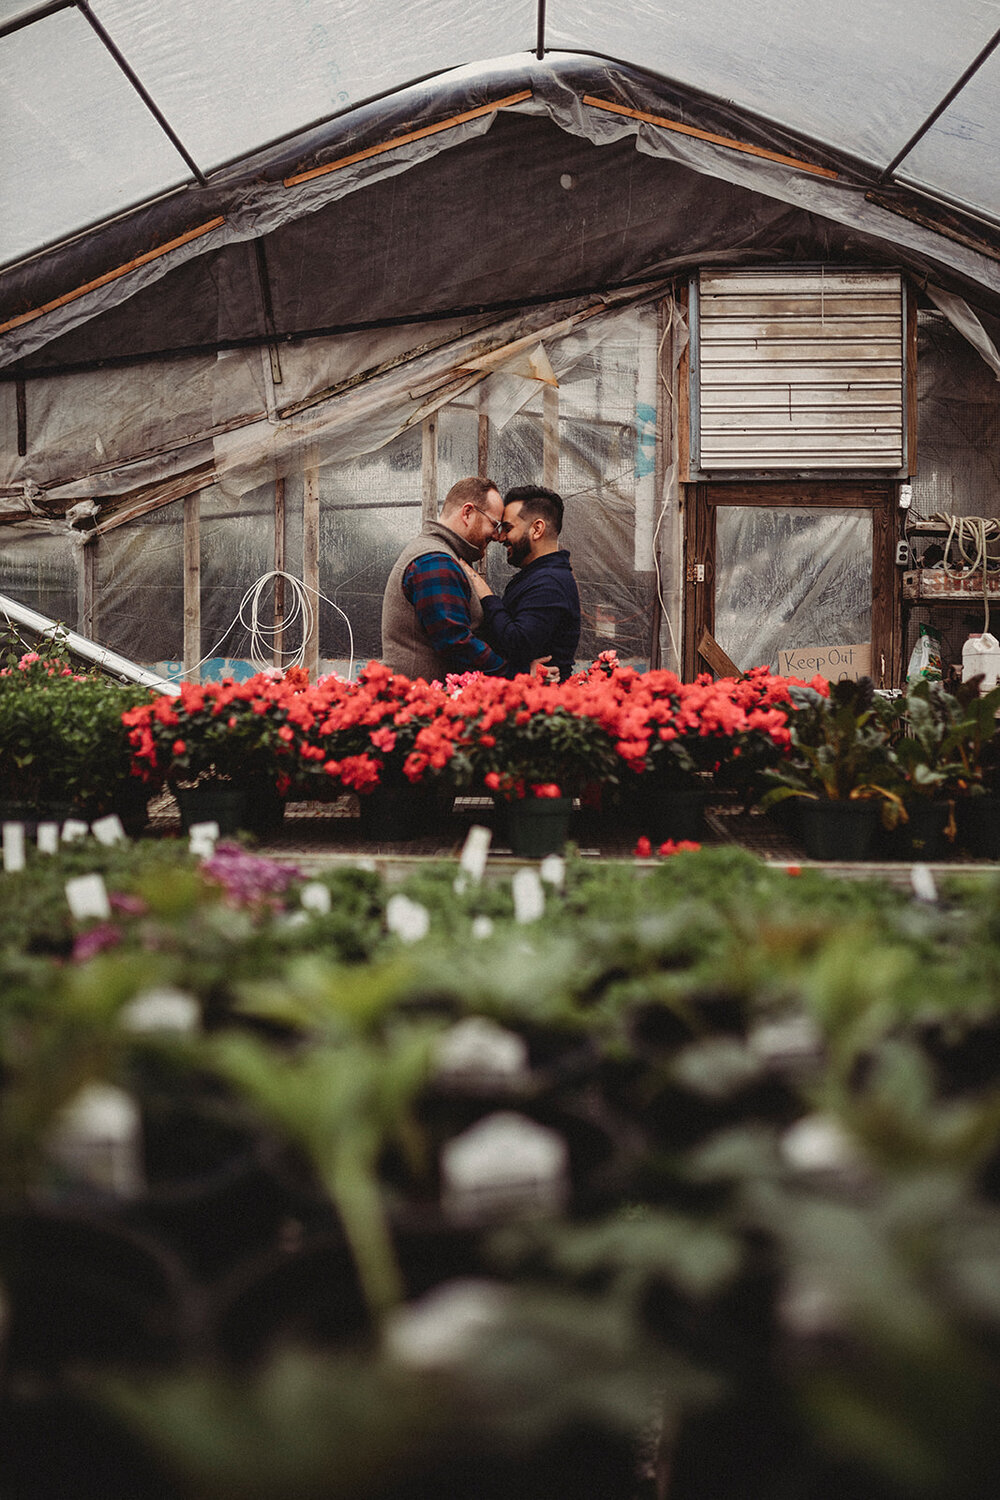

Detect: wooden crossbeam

[0,219,227,337]
[284,91,533,187]
[698,628,742,678]
[582,96,838,180]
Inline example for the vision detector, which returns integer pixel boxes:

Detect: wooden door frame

[683,480,901,686]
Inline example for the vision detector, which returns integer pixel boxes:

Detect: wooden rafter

[582,96,838,180]
[284,91,532,188]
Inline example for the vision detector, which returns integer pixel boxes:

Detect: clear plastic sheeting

[714,508,872,675]
[38,302,658,674]
[88,0,532,171]
[913,311,1000,520]
[0,526,80,639]
[889,50,1000,223]
[0,9,191,267]
[550,1,1000,179]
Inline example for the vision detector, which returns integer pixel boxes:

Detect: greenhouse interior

[4,3,1000,1498]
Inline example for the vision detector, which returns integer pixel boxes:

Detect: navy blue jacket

[479,550,581,680]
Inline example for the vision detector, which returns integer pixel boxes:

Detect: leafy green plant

[759,677,899,808]
[0,653,152,811]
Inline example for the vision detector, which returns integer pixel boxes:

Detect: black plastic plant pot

[798,799,879,861]
[358,782,453,841]
[208,1231,372,1363]
[0,1207,190,1375]
[955,793,1000,859]
[133,1143,296,1280]
[172,782,247,836]
[505,797,573,858]
[878,799,950,860]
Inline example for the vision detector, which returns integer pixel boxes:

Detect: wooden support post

[303,461,320,682]
[421,415,438,523]
[649,298,667,668]
[542,385,559,490]
[78,539,97,641]
[478,410,490,479]
[183,492,201,679]
[273,476,285,668]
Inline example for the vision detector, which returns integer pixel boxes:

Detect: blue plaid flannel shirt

[402,551,506,675]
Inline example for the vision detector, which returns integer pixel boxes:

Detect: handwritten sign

[778,642,872,682]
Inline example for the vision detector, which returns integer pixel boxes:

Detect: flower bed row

[5,639,1000,856]
[121,654,808,805]
[3,836,1000,1497]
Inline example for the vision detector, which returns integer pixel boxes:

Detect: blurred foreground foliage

[1,840,1000,1498]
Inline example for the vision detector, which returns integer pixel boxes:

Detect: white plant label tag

[539,853,565,887]
[61,819,90,843]
[36,822,60,854]
[121,986,199,1034]
[458,825,491,885]
[300,882,332,914]
[512,866,545,923]
[2,821,26,873]
[441,1111,568,1223]
[91,813,127,846]
[47,1082,144,1197]
[386,893,430,943]
[910,863,938,903]
[188,820,219,858]
[65,873,111,922]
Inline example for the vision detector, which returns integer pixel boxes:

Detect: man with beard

[460,485,581,680]
[381,476,507,680]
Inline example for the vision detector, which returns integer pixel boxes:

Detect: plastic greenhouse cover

[552,0,1000,179]
[3,2,1000,273]
[0,9,191,266]
[897,52,1000,222]
[83,0,532,169]
[5,51,1000,383]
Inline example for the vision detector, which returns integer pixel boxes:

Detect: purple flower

[72,923,122,962]
[201,841,301,909]
[109,892,148,916]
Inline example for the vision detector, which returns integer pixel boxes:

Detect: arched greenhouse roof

[2,0,1000,373]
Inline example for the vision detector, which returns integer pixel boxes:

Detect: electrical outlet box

[895,539,911,566]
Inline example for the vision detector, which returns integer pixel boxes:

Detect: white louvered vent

[696,269,904,471]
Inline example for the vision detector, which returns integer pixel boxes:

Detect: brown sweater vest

[380,521,485,680]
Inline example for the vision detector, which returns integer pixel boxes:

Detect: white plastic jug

[962,632,1000,690]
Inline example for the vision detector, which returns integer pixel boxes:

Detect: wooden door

[683,480,900,685]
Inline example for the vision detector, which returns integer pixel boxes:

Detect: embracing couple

[381,476,581,683]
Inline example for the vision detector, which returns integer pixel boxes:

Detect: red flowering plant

[569,659,818,810]
[447,669,622,803]
[124,673,291,791]
[279,663,460,800]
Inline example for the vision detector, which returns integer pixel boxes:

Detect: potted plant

[453,671,621,857]
[576,661,800,843]
[874,677,981,858]
[124,675,287,835]
[280,663,459,840]
[934,676,1000,857]
[0,648,153,831]
[758,677,898,860]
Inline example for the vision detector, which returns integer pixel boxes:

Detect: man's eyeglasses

[472,505,504,536]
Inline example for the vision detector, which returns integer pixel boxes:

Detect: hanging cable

[933,512,1000,633]
[160,570,355,684]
